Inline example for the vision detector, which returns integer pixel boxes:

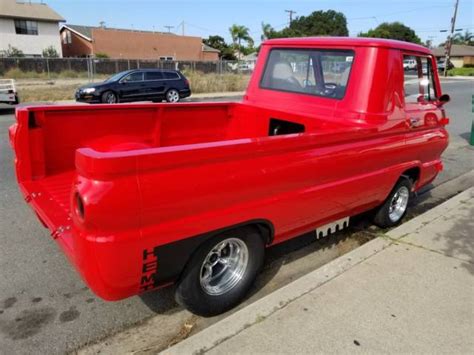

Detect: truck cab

[9,38,449,316]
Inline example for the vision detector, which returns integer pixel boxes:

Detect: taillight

[74,192,85,220]
[184,79,190,87]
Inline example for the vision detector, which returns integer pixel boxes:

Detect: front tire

[101,91,117,104]
[175,227,264,317]
[373,177,412,228]
[165,89,180,103]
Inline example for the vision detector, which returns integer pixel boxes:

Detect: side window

[403,55,437,103]
[260,48,354,99]
[123,72,144,83]
[145,71,163,81]
[163,71,180,79]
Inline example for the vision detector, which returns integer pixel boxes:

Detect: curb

[162,186,474,355]
[439,76,474,80]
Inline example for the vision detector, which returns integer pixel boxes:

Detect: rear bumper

[179,88,191,98]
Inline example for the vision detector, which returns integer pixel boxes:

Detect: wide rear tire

[373,177,412,228]
[175,227,264,317]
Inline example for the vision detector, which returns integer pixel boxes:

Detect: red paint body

[9,38,448,300]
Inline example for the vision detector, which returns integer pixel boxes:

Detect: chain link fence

[0,57,256,80]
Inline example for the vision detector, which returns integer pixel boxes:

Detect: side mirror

[438,94,450,105]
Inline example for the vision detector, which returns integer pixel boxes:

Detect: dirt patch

[3,297,17,309]
[0,307,56,340]
[59,306,80,323]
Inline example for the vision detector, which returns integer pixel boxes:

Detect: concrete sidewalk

[165,188,474,354]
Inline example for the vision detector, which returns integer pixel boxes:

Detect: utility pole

[444,0,459,77]
[285,10,296,25]
[177,21,185,36]
[164,25,174,33]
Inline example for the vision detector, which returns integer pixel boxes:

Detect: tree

[261,22,273,42]
[358,22,421,44]
[2,45,24,57]
[203,35,236,60]
[229,24,254,59]
[452,30,473,45]
[266,10,349,39]
[42,46,59,58]
[95,52,110,58]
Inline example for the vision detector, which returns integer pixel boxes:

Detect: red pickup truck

[9,38,449,316]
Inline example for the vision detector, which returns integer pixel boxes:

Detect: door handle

[408,117,420,128]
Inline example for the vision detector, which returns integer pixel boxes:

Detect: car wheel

[175,227,264,317]
[165,89,180,103]
[373,177,412,228]
[102,91,117,104]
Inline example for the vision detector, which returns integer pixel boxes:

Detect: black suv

[75,69,191,104]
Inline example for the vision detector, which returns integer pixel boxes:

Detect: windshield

[105,71,128,82]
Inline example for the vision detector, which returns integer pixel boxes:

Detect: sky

[46,0,473,46]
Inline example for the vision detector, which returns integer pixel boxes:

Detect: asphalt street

[0,79,472,354]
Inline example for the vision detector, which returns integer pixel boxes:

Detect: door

[119,71,146,100]
[144,71,166,99]
[402,54,443,131]
[402,53,446,185]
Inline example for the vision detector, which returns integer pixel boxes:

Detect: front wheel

[175,227,264,317]
[101,91,117,104]
[373,177,412,228]
[165,89,180,103]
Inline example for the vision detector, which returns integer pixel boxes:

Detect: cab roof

[263,37,432,55]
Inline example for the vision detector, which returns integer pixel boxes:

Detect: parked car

[10,37,449,317]
[403,58,417,70]
[0,79,19,105]
[437,58,454,72]
[75,69,191,104]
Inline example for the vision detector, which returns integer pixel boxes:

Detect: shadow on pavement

[437,204,474,276]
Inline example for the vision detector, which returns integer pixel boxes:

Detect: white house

[0,0,65,57]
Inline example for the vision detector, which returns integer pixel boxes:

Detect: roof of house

[0,0,64,22]
[264,37,432,55]
[202,44,220,53]
[61,24,175,41]
[432,44,474,57]
[243,52,258,60]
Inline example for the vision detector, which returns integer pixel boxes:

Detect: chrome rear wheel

[388,186,410,222]
[199,238,249,296]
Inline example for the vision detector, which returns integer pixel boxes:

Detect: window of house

[162,71,179,79]
[145,71,163,81]
[403,55,437,103]
[62,31,71,44]
[159,56,174,61]
[260,48,354,99]
[14,20,38,35]
[122,72,144,82]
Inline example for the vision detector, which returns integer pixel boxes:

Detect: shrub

[95,52,110,58]
[42,46,59,58]
[2,45,24,58]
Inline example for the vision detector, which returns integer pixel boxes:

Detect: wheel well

[172,219,274,285]
[401,167,420,184]
[208,220,274,246]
